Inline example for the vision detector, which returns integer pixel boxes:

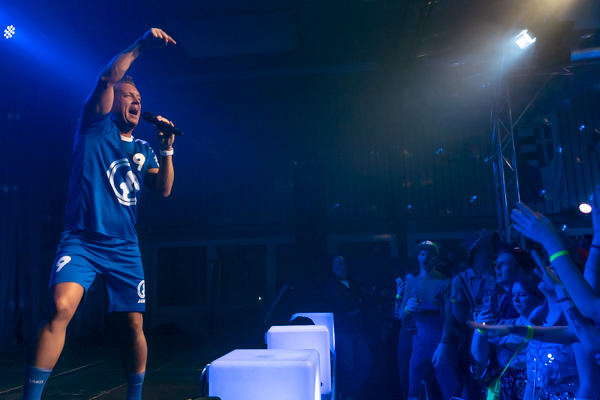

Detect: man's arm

[451,277,469,323]
[511,202,600,321]
[146,116,175,197]
[441,282,455,345]
[82,28,175,120]
[471,328,491,365]
[470,321,578,344]
[555,286,600,354]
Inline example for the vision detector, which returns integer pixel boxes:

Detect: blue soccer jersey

[63,114,159,243]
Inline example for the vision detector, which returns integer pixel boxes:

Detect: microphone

[141,112,184,136]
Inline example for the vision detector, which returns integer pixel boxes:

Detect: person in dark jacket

[324,256,372,400]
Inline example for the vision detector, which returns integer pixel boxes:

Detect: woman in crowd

[471,250,600,399]
[471,186,600,399]
[471,274,545,400]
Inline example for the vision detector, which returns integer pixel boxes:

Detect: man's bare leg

[118,312,147,399]
[23,282,83,399]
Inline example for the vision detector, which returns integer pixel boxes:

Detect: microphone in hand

[142,112,184,136]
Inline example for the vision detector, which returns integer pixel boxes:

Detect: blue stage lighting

[515,29,536,50]
[4,25,15,39]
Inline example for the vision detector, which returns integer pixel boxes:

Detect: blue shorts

[49,230,146,312]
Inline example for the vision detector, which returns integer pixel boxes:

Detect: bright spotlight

[4,25,15,39]
[580,203,592,214]
[515,29,536,50]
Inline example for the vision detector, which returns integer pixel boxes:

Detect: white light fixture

[209,349,321,400]
[580,203,592,214]
[290,312,335,354]
[515,29,536,49]
[4,25,15,39]
[267,325,331,395]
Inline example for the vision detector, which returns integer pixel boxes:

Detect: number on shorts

[55,256,71,272]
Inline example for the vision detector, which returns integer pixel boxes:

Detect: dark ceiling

[3,0,600,97]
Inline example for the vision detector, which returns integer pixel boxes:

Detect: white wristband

[160,149,174,156]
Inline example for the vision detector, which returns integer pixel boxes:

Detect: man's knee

[121,313,144,341]
[51,297,78,322]
[46,283,84,325]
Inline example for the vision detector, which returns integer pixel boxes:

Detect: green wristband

[525,325,534,341]
[549,250,569,263]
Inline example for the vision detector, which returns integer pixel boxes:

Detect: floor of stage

[0,321,265,400]
[1,317,402,400]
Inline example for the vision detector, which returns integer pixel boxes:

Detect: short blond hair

[117,75,136,87]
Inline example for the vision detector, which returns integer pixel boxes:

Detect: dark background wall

[2,0,600,353]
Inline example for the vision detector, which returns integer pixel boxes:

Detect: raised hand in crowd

[511,201,600,323]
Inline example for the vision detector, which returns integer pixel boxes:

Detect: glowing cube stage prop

[290,312,335,354]
[209,349,320,400]
[267,325,331,395]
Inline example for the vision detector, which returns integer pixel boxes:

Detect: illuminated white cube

[209,349,320,400]
[290,312,335,354]
[267,325,331,395]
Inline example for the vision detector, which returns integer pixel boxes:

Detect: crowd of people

[399,193,600,400]
[326,187,600,400]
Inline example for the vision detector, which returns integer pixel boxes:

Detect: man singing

[22,28,177,400]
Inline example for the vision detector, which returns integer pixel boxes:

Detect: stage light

[291,312,335,354]
[580,203,592,214]
[515,29,536,50]
[209,349,321,400]
[4,25,15,39]
[267,325,331,395]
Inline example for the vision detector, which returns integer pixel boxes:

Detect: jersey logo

[55,255,71,272]
[138,280,145,299]
[107,158,140,206]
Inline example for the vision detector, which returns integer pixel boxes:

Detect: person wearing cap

[451,231,500,324]
[451,231,499,400]
[398,241,460,400]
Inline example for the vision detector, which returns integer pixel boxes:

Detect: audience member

[398,241,460,400]
[452,231,499,400]
[471,274,544,400]
[495,242,532,320]
[323,256,372,400]
[396,269,418,400]
[452,231,500,324]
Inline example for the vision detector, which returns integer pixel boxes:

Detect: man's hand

[511,203,563,249]
[155,115,176,151]
[406,297,421,313]
[396,277,406,295]
[141,28,176,49]
[475,309,496,325]
[431,343,448,367]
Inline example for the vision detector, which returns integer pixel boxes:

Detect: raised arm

[585,187,600,293]
[511,202,600,322]
[531,252,600,353]
[82,28,175,120]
